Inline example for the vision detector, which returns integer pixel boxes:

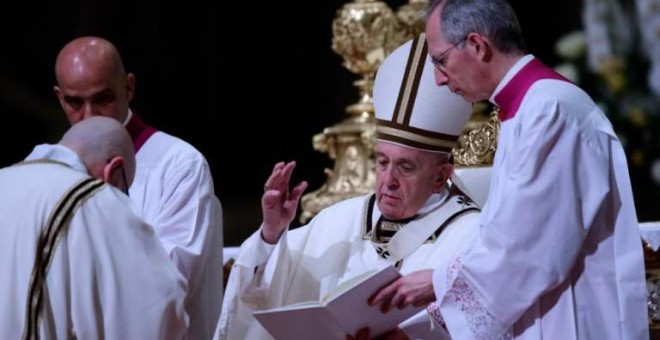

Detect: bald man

[59,115,136,194]
[0,116,188,339]
[54,36,224,339]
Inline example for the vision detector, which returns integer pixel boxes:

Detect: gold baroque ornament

[330,0,409,116]
[331,0,405,77]
[452,106,501,167]
[395,0,429,39]
[299,118,377,223]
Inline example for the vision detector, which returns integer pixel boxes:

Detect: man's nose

[434,67,449,86]
[82,103,98,119]
[383,166,399,187]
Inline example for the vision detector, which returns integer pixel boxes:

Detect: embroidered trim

[361,194,376,240]
[22,177,104,340]
[444,257,512,340]
[367,192,480,264]
[429,205,479,242]
[13,159,70,169]
[428,301,446,328]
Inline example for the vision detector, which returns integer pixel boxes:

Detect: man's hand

[369,269,435,313]
[261,161,308,244]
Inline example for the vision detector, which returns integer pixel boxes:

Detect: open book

[252,265,424,339]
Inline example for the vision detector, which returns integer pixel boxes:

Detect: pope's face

[375,142,445,220]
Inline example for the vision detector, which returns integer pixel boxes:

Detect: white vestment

[0,144,188,339]
[218,189,480,339]
[432,56,649,339]
[127,111,224,340]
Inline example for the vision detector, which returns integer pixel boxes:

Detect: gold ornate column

[453,104,500,166]
[395,0,429,38]
[300,0,427,223]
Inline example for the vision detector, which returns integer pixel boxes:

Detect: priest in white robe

[0,117,188,339]
[217,35,479,340]
[415,0,650,338]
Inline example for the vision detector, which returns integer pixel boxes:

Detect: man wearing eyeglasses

[373,0,649,339]
[0,116,188,339]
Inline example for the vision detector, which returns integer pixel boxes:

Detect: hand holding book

[368,269,435,313]
[253,265,425,339]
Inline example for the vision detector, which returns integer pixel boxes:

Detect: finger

[370,283,397,306]
[288,181,308,203]
[371,277,402,304]
[381,299,391,313]
[270,161,286,180]
[411,290,436,307]
[388,290,406,311]
[273,161,285,171]
[397,298,408,310]
[379,288,400,313]
[265,163,286,191]
[266,162,292,194]
[262,190,284,208]
[279,161,297,190]
[283,182,307,215]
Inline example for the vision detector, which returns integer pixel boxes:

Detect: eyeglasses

[430,37,467,72]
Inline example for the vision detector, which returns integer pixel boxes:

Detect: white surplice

[0,144,188,339]
[218,189,480,339]
[127,110,224,340]
[432,56,649,339]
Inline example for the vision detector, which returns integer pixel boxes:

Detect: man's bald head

[60,116,136,192]
[54,36,135,125]
[55,37,125,84]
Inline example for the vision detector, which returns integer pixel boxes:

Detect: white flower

[554,31,587,60]
[554,63,580,83]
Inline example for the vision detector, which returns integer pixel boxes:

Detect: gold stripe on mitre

[392,33,428,126]
[376,118,458,153]
[376,33,460,153]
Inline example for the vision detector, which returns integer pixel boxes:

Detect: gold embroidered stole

[362,194,479,263]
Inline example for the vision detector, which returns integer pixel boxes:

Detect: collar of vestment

[492,55,571,122]
[124,109,158,152]
[23,144,86,173]
[362,190,479,262]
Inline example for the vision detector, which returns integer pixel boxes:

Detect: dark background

[0,0,654,246]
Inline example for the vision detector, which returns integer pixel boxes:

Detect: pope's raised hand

[261,161,308,244]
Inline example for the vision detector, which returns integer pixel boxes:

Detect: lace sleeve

[436,256,513,340]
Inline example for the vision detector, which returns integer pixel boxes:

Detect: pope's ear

[435,163,453,191]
